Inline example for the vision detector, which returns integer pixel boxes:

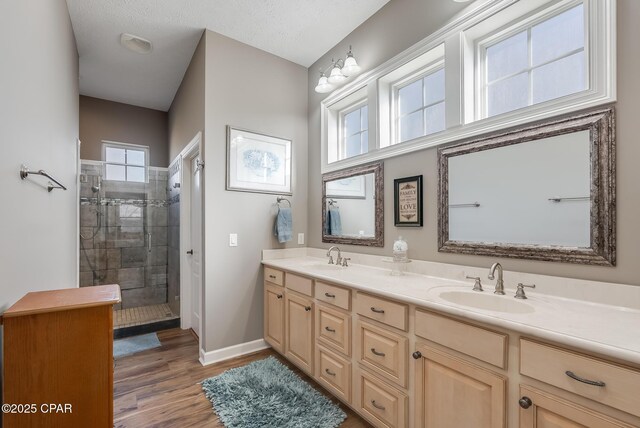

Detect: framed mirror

[322,162,384,247]
[438,107,615,265]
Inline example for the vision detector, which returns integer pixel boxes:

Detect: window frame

[338,100,369,160]
[102,141,149,183]
[476,1,589,119]
[392,61,446,144]
[319,0,615,174]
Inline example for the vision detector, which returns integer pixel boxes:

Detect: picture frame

[394,175,423,227]
[226,126,292,195]
[325,175,366,199]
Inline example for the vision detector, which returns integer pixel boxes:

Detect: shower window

[103,141,149,182]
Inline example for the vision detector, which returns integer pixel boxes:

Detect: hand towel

[328,208,342,236]
[274,207,293,243]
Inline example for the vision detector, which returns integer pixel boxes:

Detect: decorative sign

[394,175,423,227]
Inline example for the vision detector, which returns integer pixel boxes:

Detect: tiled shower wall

[167,161,180,315]
[79,161,170,310]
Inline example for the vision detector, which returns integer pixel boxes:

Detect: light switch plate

[298,233,305,245]
[229,233,238,247]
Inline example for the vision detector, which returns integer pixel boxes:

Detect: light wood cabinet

[264,283,285,353]
[316,345,352,403]
[355,368,408,428]
[2,285,120,428]
[285,291,314,374]
[316,303,351,356]
[414,343,506,428]
[518,385,634,428]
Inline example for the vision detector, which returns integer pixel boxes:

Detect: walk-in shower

[79,161,180,335]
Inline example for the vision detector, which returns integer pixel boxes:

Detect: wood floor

[114,328,371,427]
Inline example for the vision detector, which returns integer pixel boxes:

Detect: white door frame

[173,132,203,341]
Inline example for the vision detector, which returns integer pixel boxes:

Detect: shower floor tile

[114,303,178,329]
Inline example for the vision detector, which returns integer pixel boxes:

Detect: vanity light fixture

[314,46,361,93]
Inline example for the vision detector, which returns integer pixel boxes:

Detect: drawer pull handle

[325,368,336,376]
[565,371,606,387]
[269,275,277,279]
[370,307,385,314]
[519,396,532,409]
[276,294,283,299]
[371,400,385,411]
[324,292,336,298]
[304,306,312,312]
[325,326,336,333]
[370,348,386,357]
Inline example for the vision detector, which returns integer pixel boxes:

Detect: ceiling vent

[120,33,153,54]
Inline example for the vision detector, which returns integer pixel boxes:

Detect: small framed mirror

[322,162,384,247]
[438,107,615,265]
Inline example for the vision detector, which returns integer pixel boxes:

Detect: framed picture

[226,126,292,195]
[394,175,423,227]
[326,175,366,199]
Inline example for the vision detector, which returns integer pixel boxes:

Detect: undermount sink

[437,290,535,314]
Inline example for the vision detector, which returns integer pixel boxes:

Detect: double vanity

[262,249,640,428]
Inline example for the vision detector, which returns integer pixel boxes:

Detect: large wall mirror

[438,107,615,265]
[322,162,384,247]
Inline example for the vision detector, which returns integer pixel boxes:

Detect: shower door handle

[187,250,193,255]
[147,232,152,252]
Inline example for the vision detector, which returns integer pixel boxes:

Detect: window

[103,142,148,182]
[482,4,586,117]
[341,103,368,159]
[396,67,445,142]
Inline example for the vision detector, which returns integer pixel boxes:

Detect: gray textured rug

[201,356,346,428]
[113,333,161,358]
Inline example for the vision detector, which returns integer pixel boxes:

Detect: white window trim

[392,62,446,145]
[319,0,615,174]
[102,140,150,182]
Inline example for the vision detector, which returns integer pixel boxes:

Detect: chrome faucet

[327,246,342,265]
[488,262,505,295]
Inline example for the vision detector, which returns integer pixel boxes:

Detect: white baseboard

[199,338,270,366]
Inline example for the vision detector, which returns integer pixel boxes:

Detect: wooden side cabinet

[264,283,285,353]
[518,385,634,428]
[285,292,314,374]
[2,285,121,428]
[414,344,506,428]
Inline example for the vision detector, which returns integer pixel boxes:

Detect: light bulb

[327,64,347,84]
[314,74,334,93]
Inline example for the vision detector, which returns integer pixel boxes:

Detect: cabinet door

[414,344,506,428]
[285,292,314,374]
[264,283,285,353]
[519,385,634,428]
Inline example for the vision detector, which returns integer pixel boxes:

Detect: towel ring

[277,196,291,207]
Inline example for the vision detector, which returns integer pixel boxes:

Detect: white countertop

[262,255,640,365]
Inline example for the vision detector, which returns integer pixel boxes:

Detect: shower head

[91,185,100,193]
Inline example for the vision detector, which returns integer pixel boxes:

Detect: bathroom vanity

[262,251,640,428]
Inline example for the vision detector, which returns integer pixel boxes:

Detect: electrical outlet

[298,233,305,245]
[229,233,238,247]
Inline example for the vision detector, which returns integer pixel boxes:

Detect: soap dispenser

[393,236,408,262]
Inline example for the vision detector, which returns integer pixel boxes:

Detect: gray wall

[80,95,169,167]
[203,30,308,352]
[0,0,79,389]
[308,0,640,286]
[168,32,206,162]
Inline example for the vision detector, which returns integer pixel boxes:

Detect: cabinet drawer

[356,369,407,428]
[264,267,283,286]
[415,309,507,369]
[355,293,408,332]
[315,281,350,310]
[316,304,351,356]
[316,345,351,403]
[357,320,408,388]
[520,339,640,418]
[285,273,313,296]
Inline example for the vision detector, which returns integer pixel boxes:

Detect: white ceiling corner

[65,0,390,111]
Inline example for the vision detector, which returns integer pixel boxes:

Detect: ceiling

[66,0,390,111]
